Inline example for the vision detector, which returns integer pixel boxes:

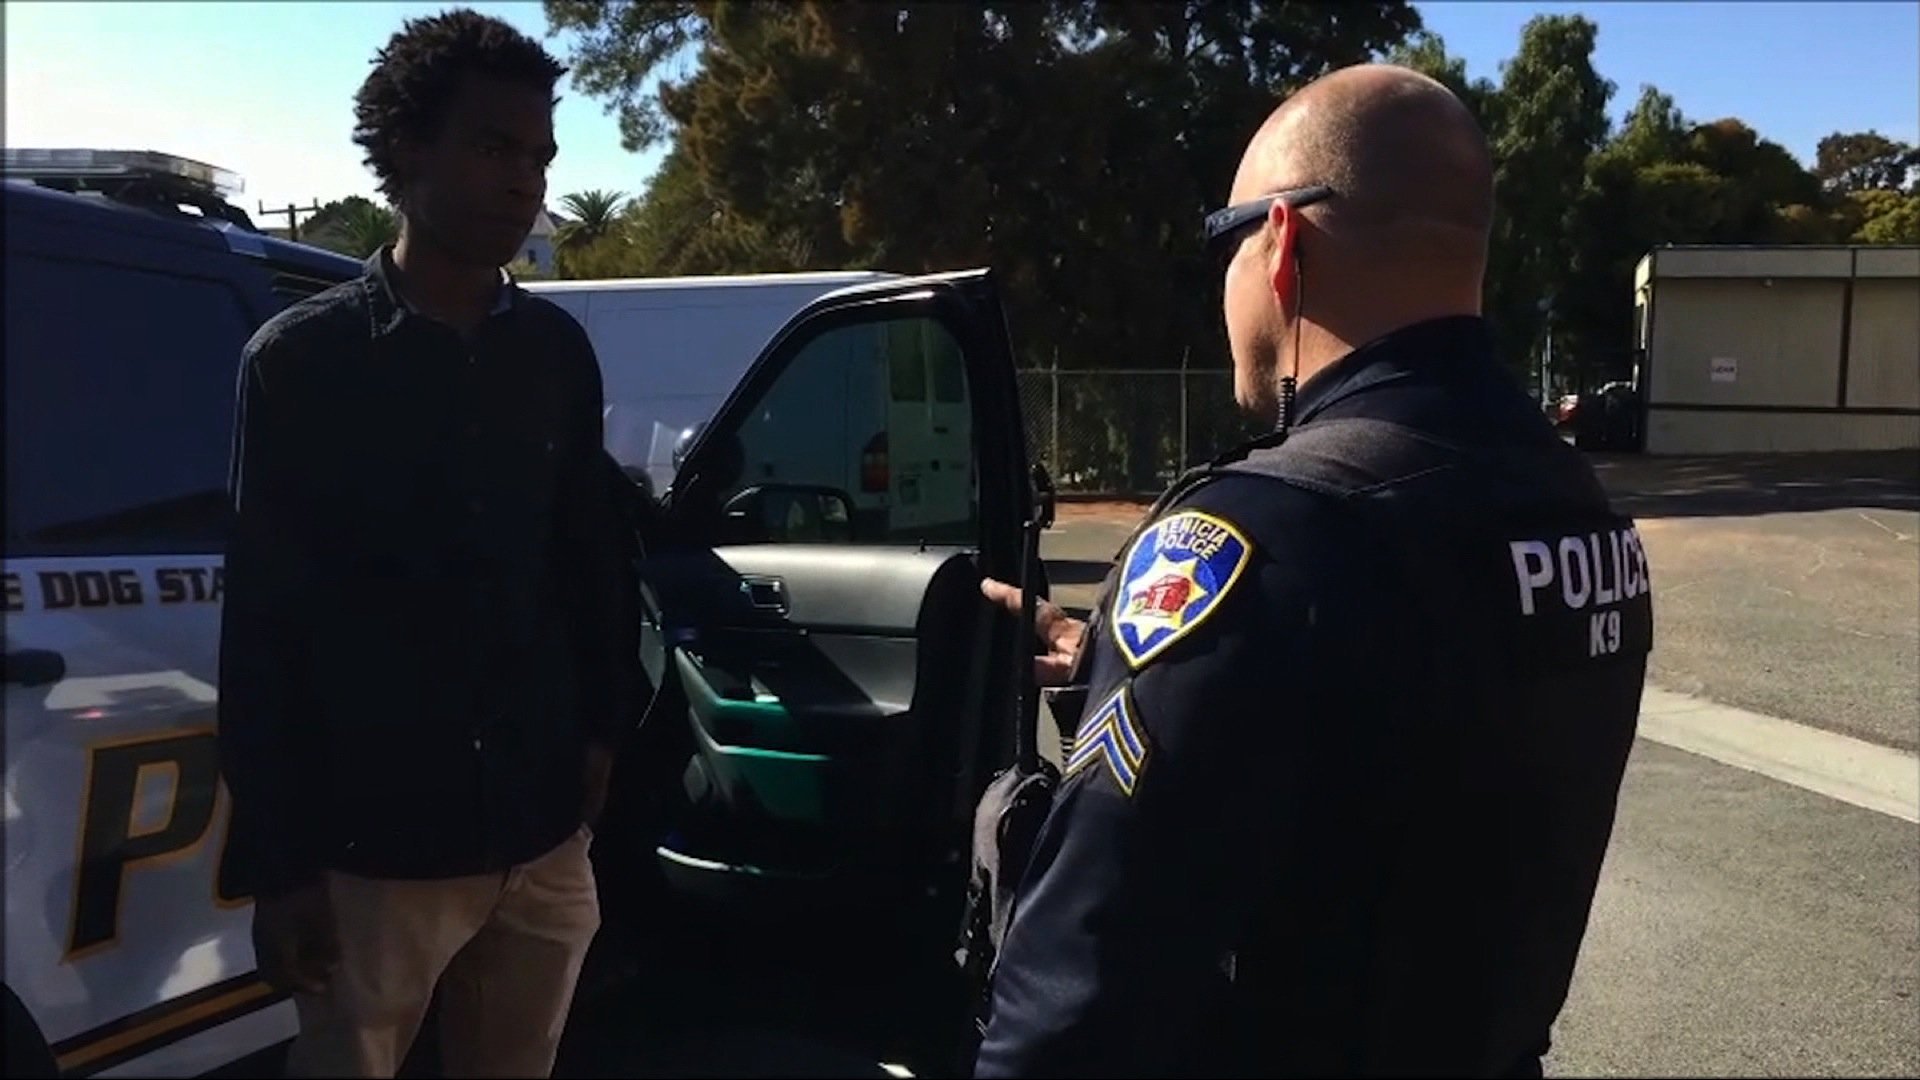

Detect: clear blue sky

[6,1,1915,215]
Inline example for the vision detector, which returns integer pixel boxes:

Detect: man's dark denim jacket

[217,249,642,897]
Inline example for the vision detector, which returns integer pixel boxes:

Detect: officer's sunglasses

[1203,185,1337,270]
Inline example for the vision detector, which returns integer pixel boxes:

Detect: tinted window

[5,256,254,555]
[720,314,977,544]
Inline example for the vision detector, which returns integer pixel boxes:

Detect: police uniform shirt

[975,316,1653,1078]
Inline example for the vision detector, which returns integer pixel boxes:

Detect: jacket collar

[362,246,518,338]
[1292,315,1496,427]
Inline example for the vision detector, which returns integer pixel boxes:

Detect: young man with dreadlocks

[216,10,642,1076]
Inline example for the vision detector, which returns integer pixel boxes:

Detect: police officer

[973,64,1653,1078]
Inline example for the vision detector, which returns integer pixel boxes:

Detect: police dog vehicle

[4,149,365,1077]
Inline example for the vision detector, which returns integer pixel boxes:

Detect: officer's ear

[1266,201,1303,312]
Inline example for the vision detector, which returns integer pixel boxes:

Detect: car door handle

[4,649,67,687]
[739,576,788,615]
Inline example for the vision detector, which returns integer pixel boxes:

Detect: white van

[525,272,899,495]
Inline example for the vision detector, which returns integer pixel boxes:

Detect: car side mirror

[720,484,856,544]
[671,423,706,472]
[674,423,746,495]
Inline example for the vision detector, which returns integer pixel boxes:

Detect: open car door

[630,270,1032,923]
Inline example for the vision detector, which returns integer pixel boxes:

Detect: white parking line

[1637,684,1920,824]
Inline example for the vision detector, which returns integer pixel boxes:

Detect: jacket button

[472,737,483,751]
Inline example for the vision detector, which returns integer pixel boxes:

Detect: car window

[4,255,254,556]
[720,314,978,545]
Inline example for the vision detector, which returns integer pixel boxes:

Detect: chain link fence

[1017,369,1269,497]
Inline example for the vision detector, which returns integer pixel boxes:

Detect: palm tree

[304,196,398,259]
[333,199,399,259]
[555,189,628,250]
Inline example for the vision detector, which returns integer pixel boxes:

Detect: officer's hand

[981,578,1084,686]
[253,882,339,995]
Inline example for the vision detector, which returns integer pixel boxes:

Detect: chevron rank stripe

[1065,686,1148,796]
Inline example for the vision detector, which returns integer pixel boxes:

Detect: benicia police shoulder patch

[1110,509,1254,669]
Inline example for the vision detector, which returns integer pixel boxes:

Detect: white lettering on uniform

[1589,609,1623,656]
[1509,540,1555,616]
[1512,525,1650,615]
[1558,535,1593,609]
[1589,533,1617,605]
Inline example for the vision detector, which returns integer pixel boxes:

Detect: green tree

[1845,189,1920,244]
[1815,130,1918,194]
[1681,118,1823,240]
[1609,85,1689,168]
[555,189,629,251]
[303,195,399,258]
[622,146,777,274]
[1486,14,1615,385]
[1769,201,1847,245]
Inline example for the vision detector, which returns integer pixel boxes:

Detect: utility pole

[256,199,323,241]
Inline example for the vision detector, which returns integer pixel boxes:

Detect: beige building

[1633,245,1920,454]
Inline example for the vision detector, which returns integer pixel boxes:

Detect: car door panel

[648,545,990,876]
[634,271,1029,904]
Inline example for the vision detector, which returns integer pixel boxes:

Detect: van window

[721,315,977,544]
[888,321,929,403]
[930,331,966,404]
[4,255,253,556]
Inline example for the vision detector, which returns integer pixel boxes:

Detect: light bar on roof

[1,148,245,197]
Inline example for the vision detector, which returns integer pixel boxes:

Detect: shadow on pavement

[1591,449,1919,519]
[553,899,976,1080]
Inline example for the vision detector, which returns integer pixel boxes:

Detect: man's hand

[583,742,615,828]
[981,578,1085,687]
[252,883,339,995]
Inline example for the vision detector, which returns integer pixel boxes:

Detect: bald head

[1233,64,1494,265]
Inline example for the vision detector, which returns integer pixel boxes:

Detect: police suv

[3,150,363,1077]
[5,149,1042,1076]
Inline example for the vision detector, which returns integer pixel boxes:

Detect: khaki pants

[284,827,601,1079]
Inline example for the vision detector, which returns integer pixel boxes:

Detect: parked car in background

[1568,381,1644,451]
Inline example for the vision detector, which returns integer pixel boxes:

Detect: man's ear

[1266,201,1302,309]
